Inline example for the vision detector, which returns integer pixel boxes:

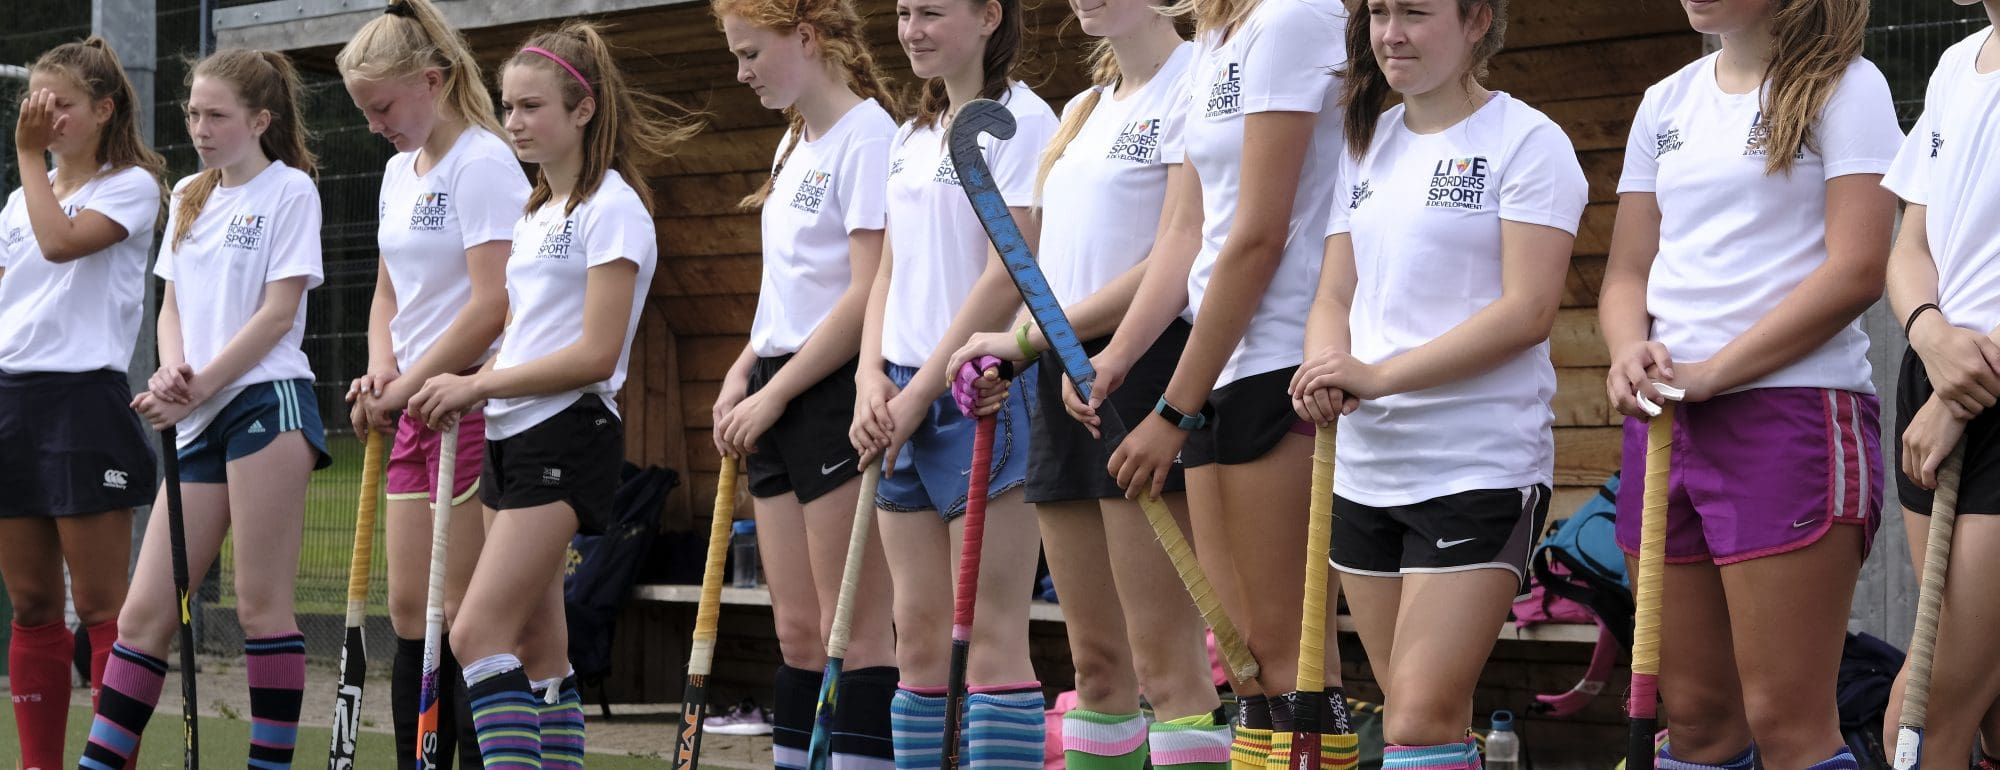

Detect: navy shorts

[0,369,157,517]
[178,379,331,483]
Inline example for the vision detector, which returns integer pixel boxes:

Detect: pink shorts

[1614,387,1881,566]
[386,409,486,505]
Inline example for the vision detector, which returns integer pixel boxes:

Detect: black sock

[393,636,423,770]
[1236,694,1271,730]
[774,664,825,770]
[1268,692,1294,733]
[1324,687,1353,735]
[832,666,900,768]
[446,634,483,769]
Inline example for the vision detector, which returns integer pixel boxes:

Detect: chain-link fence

[1868,3,1990,128]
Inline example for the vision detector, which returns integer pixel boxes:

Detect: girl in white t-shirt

[842,0,1056,764]
[1597,1,1900,767]
[408,22,697,769]
[0,37,164,770]
[1065,0,1350,764]
[335,1,531,763]
[711,0,900,764]
[944,3,1232,767]
[1881,5,2000,762]
[85,48,330,770]
[1294,1,1584,763]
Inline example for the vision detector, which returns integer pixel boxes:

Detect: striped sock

[10,621,72,770]
[831,666,898,770]
[1149,712,1231,770]
[1061,709,1146,769]
[535,675,585,770]
[1322,731,1360,768]
[77,643,166,770]
[1464,736,1482,770]
[890,685,948,770]
[1230,696,1271,770]
[1265,694,1293,770]
[774,664,823,770]
[245,633,307,770]
[1658,745,1755,770]
[964,684,1044,769]
[1803,748,1859,770]
[1383,741,1477,770]
[465,656,541,769]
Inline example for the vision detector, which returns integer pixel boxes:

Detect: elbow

[39,242,84,264]
[582,347,621,383]
[1510,300,1562,352]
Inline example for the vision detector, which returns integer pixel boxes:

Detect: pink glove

[953,355,1004,419]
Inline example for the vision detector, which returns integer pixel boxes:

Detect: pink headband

[520,46,593,98]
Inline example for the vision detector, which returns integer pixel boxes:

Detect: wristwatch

[1153,396,1212,431]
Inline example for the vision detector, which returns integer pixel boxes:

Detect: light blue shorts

[875,363,1036,520]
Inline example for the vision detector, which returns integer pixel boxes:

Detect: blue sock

[1802,747,1858,770]
[1658,744,1755,770]
[890,686,947,770]
[964,685,1045,769]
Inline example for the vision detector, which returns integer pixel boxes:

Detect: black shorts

[1896,346,2000,515]
[1329,484,1550,594]
[1182,366,1312,468]
[745,355,863,503]
[0,370,157,517]
[479,396,622,535]
[1026,320,1191,503]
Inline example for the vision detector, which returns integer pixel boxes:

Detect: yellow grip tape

[346,431,387,604]
[1297,426,1336,692]
[692,457,741,671]
[1631,402,1674,678]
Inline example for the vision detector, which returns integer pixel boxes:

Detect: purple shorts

[1614,387,1881,566]
[386,408,486,505]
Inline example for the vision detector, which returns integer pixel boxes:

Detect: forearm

[1705,263,1883,393]
[157,302,186,369]
[760,285,868,401]
[1160,237,1286,407]
[1598,270,1654,353]
[366,279,398,372]
[1302,293,1353,358]
[1376,298,1555,395]
[1040,261,1147,347]
[907,264,1027,403]
[1886,208,1941,331]
[857,251,892,377]
[190,310,299,401]
[398,302,506,386]
[474,342,619,401]
[1099,231,1198,364]
[16,153,89,263]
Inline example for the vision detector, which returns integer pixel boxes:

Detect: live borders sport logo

[1425,157,1490,210]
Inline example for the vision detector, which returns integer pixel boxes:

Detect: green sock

[1062,709,1147,770]
[1151,713,1231,770]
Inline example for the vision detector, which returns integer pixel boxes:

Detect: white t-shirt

[377,127,530,371]
[155,161,324,446]
[1883,28,2000,336]
[1329,94,1589,506]
[485,170,659,440]
[1619,53,1902,395]
[1041,43,1196,308]
[750,100,896,358]
[1183,0,1349,386]
[881,82,1060,368]
[0,164,160,373]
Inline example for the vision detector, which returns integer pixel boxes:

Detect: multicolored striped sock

[774,664,823,770]
[1383,741,1477,770]
[77,643,166,770]
[831,666,898,770]
[1803,747,1859,770]
[534,674,584,770]
[1230,695,1271,770]
[1061,709,1146,769]
[245,633,307,770]
[1322,731,1360,768]
[1658,744,1755,770]
[464,655,541,769]
[890,685,947,770]
[1149,712,1231,770]
[964,683,1044,769]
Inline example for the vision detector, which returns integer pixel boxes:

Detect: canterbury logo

[102,469,129,490]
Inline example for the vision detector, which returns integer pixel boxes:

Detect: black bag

[564,463,680,685]
[1838,632,1905,770]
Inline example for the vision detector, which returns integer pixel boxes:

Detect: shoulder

[1003,82,1060,125]
[268,164,321,202]
[584,172,649,220]
[1830,55,1893,100]
[1640,53,1717,109]
[1245,0,1349,38]
[100,164,160,192]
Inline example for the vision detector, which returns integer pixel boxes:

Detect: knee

[114,604,175,655]
[1068,638,1137,708]
[449,614,515,662]
[771,610,825,669]
[1666,688,1753,758]
[232,591,296,639]
[1380,697,1468,747]
[388,591,425,638]
[8,589,65,627]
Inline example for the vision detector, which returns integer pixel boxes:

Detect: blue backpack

[1527,472,1634,651]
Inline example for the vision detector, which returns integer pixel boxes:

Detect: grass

[0,706,706,769]
[215,432,390,616]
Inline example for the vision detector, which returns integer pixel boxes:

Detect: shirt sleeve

[839,134,891,233]
[1817,60,1904,181]
[1326,149,1359,237]
[990,94,1061,208]
[582,192,659,271]
[451,153,532,249]
[1617,89,1661,194]
[1158,65,1192,165]
[83,167,161,241]
[153,184,188,282]
[264,178,325,289]
[1882,54,1947,206]
[1238,0,1347,115]
[1499,116,1590,235]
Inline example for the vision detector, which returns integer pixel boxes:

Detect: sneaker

[704,699,773,736]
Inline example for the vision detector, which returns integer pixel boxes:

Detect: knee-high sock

[1264,694,1295,770]
[465,656,541,769]
[11,621,73,770]
[965,683,1045,769]
[246,633,307,770]
[1383,741,1478,770]
[1230,695,1271,770]
[774,664,824,770]
[534,674,584,770]
[1657,744,1755,770]
[85,620,116,712]
[831,666,898,770]
[77,643,166,770]
[393,636,423,770]
[890,685,947,770]
[1062,710,1145,770]
[443,635,482,770]
[1149,712,1231,770]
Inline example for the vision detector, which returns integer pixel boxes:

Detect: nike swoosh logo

[1792,518,1820,529]
[821,458,853,476]
[1436,537,1476,549]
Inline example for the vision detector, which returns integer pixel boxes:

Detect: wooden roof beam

[213,0,697,54]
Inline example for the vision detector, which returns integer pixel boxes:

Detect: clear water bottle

[731,520,760,588]
[1485,710,1520,770]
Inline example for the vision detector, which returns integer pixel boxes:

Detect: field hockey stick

[946,97,1259,685]
[1287,425,1337,769]
[940,359,1001,770]
[805,464,885,770]
[673,456,742,770]
[158,427,201,770]
[328,430,386,770]
[415,424,458,770]
[1628,383,1682,770]
[1893,443,1965,770]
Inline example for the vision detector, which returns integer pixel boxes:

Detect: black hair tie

[384,1,416,18]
